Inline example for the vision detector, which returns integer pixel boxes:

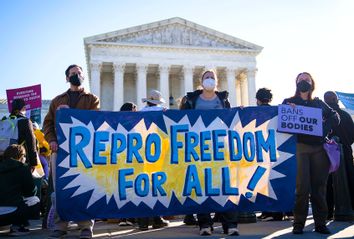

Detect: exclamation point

[245,166,266,199]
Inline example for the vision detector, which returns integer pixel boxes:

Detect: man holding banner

[43,64,100,239]
[282,72,339,235]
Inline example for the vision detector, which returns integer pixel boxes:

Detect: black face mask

[69,74,83,86]
[297,80,311,92]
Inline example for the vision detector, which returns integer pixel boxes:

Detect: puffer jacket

[179,89,231,109]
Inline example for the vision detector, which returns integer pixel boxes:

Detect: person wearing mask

[0,144,40,236]
[136,90,169,230]
[179,70,239,236]
[323,91,354,219]
[282,72,339,235]
[43,64,100,239]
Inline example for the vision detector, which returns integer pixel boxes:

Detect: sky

[1,0,353,105]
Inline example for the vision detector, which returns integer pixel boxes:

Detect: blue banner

[55,107,296,221]
[336,91,354,110]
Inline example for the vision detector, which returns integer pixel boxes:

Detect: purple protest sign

[277,104,323,136]
[6,84,42,112]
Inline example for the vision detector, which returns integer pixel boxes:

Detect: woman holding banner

[179,70,239,236]
[282,72,339,235]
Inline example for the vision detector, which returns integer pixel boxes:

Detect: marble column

[226,68,236,107]
[159,65,170,108]
[113,63,125,111]
[240,77,249,106]
[89,62,102,99]
[247,68,257,106]
[235,79,242,107]
[136,64,148,110]
[183,65,194,94]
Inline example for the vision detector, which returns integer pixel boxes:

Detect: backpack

[0,116,19,155]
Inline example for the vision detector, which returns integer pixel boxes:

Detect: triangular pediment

[85,17,262,51]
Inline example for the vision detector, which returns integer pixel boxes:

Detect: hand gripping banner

[55,107,296,221]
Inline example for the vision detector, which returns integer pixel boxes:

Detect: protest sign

[6,84,42,112]
[277,104,323,136]
[55,107,296,221]
[336,91,354,110]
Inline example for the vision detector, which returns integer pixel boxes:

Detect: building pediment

[84,17,262,51]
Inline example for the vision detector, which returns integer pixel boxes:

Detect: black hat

[256,88,272,103]
[11,98,26,114]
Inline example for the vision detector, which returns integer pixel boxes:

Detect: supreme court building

[84,17,263,110]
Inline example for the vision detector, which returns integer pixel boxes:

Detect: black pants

[0,202,40,226]
[197,211,238,230]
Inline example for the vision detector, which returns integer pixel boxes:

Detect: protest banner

[336,91,354,110]
[277,104,323,136]
[55,107,296,221]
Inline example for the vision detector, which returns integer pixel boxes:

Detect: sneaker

[48,230,67,239]
[138,225,149,231]
[152,221,168,229]
[199,227,212,236]
[80,228,93,239]
[152,217,169,229]
[292,224,303,234]
[261,216,274,221]
[184,214,197,225]
[314,225,331,234]
[257,213,269,220]
[9,225,30,236]
[118,220,134,226]
[118,220,128,226]
[228,227,239,236]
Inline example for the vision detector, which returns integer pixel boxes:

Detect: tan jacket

[43,89,100,143]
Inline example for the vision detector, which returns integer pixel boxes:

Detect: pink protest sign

[6,84,42,112]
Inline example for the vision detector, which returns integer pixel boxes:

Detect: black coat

[327,103,354,154]
[0,158,36,206]
[179,90,231,110]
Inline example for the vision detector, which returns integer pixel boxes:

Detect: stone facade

[84,17,263,110]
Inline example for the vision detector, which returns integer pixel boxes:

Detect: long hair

[293,72,315,100]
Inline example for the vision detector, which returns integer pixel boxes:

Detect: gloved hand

[23,196,40,206]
